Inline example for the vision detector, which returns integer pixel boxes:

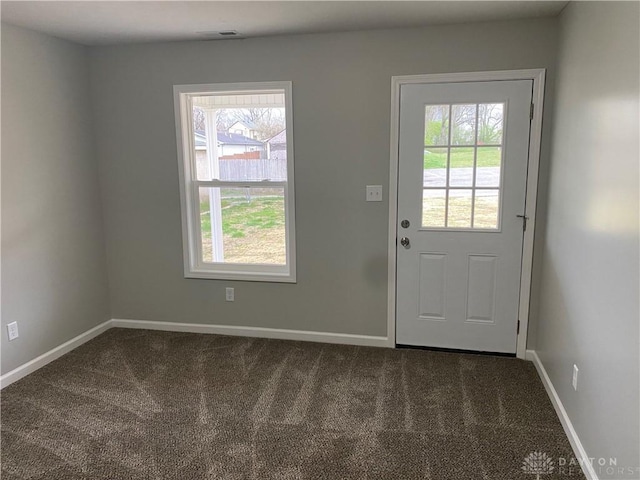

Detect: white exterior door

[396,80,533,354]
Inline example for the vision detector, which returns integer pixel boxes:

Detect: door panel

[466,254,497,323]
[396,80,532,353]
[418,253,447,319]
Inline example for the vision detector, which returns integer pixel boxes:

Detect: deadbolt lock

[401,219,410,228]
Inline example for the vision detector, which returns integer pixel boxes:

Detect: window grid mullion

[471,104,479,228]
[194,180,288,188]
[424,186,500,190]
[444,104,453,228]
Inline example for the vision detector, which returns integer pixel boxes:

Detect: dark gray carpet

[1,328,583,479]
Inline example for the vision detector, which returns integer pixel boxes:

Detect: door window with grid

[422,103,504,229]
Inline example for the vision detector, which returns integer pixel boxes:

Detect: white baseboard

[526,350,599,480]
[111,318,389,348]
[0,320,112,389]
[1,318,389,390]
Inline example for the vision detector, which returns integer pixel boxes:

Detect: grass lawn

[200,191,286,264]
[423,194,499,229]
[424,146,501,169]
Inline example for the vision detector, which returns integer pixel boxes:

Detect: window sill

[185,269,296,283]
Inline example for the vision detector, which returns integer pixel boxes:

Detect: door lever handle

[516,214,529,231]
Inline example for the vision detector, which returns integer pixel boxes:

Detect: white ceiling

[1,1,568,46]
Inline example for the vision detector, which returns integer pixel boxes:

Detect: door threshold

[396,344,516,358]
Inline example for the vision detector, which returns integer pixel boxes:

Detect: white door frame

[387,69,546,359]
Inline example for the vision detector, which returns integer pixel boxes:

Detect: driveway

[424,167,500,188]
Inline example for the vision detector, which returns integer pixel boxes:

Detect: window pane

[473,190,500,229]
[193,123,211,181]
[449,147,475,187]
[476,147,501,187]
[424,105,450,146]
[447,189,473,228]
[451,104,477,145]
[424,148,447,187]
[477,103,504,145]
[418,103,503,231]
[192,95,287,181]
[200,187,286,265]
[422,189,446,227]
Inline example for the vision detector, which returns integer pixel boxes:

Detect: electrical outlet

[7,322,19,341]
[366,185,383,202]
[572,364,579,391]
[225,287,235,302]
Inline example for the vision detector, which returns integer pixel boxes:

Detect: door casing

[387,69,546,359]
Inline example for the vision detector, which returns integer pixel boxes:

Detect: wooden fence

[219,158,287,181]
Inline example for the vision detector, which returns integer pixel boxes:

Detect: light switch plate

[366,185,383,202]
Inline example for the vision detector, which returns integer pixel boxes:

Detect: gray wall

[90,18,558,336]
[534,2,639,475]
[1,23,110,374]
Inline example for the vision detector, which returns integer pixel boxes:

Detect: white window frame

[173,81,296,283]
